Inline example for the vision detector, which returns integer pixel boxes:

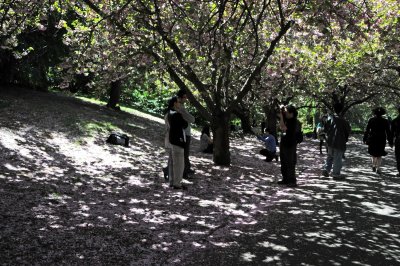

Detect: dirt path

[0,88,399,265]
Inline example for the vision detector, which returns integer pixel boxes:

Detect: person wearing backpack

[322,103,351,179]
[278,105,301,187]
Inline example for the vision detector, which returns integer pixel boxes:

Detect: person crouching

[257,128,278,162]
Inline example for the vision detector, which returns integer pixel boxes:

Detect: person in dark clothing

[200,125,213,154]
[322,103,351,179]
[176,89,196,178]
[390,106,400,177]
[316,115,328,154]
[278,105,301,187]
[363,107,392,174]
[167,96,188,189]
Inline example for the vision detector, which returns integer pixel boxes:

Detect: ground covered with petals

[1,88,399,265]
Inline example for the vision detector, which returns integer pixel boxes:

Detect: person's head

[265,127,271,135]
[167,96,180,111]
[202,125,210,136]
[284,105,298,119]
[176,89,188,103]
[373,107,386,117]
[333,103,343,115]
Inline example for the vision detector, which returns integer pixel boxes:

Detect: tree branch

[227,19,294,113]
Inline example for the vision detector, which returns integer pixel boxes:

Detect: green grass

[79,121,118,136]
[76,96,164,119]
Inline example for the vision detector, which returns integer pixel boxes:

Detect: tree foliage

[1,0,399,165]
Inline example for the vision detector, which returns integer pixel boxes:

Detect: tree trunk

[107,80,122,109]
[263,104,278,142]
[240,114,254,134]
[0,51,16,85]
[234,109,254,134]
[212,112,231,166]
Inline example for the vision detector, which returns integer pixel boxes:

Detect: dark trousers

[396,138,400,174]
[203,144,213,154]
[280,144,297,184]
[183,135,191,176]
[260,149,276,162]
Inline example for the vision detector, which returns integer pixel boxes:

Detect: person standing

[278,105,301,187]
[391,106,400,177]
[176,89,195,178]
[322,103,351,179]
[163,108,171,181]
[363,107,392,174]
[168,96,188,189]
[200,125,213,154]
[316,115,328,154]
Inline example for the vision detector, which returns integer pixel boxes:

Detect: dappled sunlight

[360,202,400,217]
[241,252,256,262]
[1,89,400,264]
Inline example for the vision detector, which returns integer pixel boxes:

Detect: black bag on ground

[106,133,129,147]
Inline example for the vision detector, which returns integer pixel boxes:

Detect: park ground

[0,87,399,265]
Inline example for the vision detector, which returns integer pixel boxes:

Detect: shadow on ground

[0,87,399,265]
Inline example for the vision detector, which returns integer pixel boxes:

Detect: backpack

[106,133,130,147]
[296,121,304,144]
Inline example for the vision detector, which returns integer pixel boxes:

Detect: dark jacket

[364,116,392,145]
[168,110,188,148]
[391,115,400,143]
[280,118,299,148]
[325,115,351,151]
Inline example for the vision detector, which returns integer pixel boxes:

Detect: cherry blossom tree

[78,0,311,165]
[0,0,48,85]
[257,0,400,119]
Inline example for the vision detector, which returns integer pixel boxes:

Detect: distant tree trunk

[0,51,16,85]
[233,109,254,134]
[240,114,254,134]
[263,99,278,142]
[36,65,49,91]
[212,111,231,166]
[69,74,93,94]
[107,80,122,110]
[232,103,254,134]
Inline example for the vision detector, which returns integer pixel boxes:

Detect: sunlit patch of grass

[80,121,118,136]
[77,96,165,124]
[71,121,119,146]
[76,96,106,106]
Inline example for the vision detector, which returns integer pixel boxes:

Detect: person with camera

[278,105,301,187]
[257,127,278,162]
